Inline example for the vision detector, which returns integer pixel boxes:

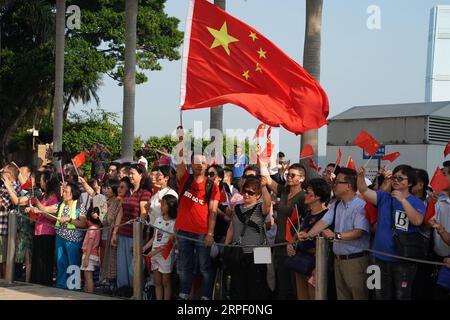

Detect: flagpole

[363,155,374,169]
[287,217,299,235]
[295,204,300,231]
[59,160,65,183]
[71,160,80,177]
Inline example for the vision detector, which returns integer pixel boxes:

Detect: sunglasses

[391,176,408,182]
[207,172,216,178]
[243,189,257,196]
[287,173,303,179]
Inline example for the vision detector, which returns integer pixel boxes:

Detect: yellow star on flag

[207,22,239,56]
[242,70,250,80]
[257,48,267,59]
[255,63,262,73]
[249,31,258,42]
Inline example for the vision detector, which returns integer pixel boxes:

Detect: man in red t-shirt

[175,130,220,300]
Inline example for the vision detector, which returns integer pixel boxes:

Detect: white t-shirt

[149,187,178,226]
[153,216,175,249]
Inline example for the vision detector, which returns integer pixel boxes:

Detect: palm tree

[52,0,65,170]
[63,78,102,120]
[300,0,323,176]
[210,0,226,135]
[121,0,138,160]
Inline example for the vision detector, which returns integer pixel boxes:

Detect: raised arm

[357,167,377,206]
[260,177,272,215]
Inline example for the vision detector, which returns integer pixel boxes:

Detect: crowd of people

[0,135,449,301]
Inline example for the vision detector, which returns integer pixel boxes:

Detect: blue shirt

[230,154,248,178]
[322,195,370,255]
[372,191,426,262]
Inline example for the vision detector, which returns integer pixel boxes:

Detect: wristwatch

[335,232,342,240]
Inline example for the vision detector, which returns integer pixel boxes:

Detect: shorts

[151,252,173,274]
[80,254,100,272]
[0,236,7,264]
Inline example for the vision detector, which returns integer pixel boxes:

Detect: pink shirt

[82,225,101,257]
[35,194,59,236]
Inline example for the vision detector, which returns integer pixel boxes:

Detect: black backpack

[180,174,214,205]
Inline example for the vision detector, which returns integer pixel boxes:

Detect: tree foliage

[0,0,183,163]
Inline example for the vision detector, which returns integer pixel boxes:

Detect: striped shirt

[232,202,266,254]
[0,182,20,236]
[118,188,152,238]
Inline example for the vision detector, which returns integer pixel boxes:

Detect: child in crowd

[81,207,102,293]
[143,194,177,300]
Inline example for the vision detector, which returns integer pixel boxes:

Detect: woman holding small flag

[357,164,426,300]
[262,162,308,300]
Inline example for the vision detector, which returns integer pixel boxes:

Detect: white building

[426,5,450,102]
[326,102,450,180]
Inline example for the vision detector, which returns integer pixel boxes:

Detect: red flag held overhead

[253,123,266,139]
[300,144,314,159]
[308,158,321,173]
[381,152,401,162]
[72,151,86,169]
[180,0,329,135]
[335,148,342,167]
[354,130,381,157]
[346,156,356,170]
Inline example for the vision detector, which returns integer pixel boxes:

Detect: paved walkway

[0,280,120,300]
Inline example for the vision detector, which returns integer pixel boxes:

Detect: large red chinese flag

[72,151,86,169]
[353,130,382,157]
[180,0,329,135]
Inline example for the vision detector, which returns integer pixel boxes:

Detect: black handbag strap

[235,204,259,243]
[329,200,341,231]
[390,197,396,232]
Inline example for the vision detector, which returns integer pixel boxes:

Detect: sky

[75,0,450,162]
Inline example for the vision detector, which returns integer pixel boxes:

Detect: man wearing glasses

[302,168,370,300]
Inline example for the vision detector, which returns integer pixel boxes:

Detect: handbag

[223,204,258,268]
[285,249,315,276]
[390,198,427,259]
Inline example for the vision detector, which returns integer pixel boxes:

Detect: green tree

[0,0,183,163]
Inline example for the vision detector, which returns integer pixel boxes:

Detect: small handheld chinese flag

[346,156,356,170]
[180,0,329,135]
[424,197,436,223]
[335,148,342,167]
[162,239,174,259]
[445,142,450,158]
[381,152,400,162]
[430,166,449,192]
[365,202,378,225]
[286,206,300,243]
[300,144,314,159]
[308,158,321,173]
[72,151,86,169]
[354,130,381,157]
[253,123,266,139]
[18,179,33,192]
